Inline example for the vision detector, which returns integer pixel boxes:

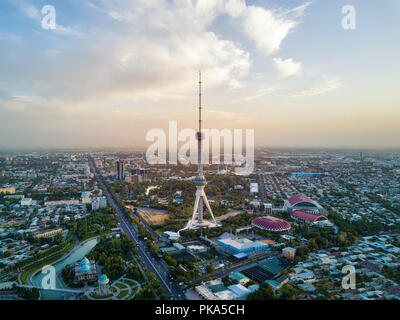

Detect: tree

[278,285,296,300]
[247,283,275,300]
[206,264,215,274]
[308,238,318,251]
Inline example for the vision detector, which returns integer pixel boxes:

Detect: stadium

[284,194,324,214]
[291,210,328,224]
[252,216,291,232]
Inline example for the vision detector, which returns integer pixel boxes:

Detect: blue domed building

[74,257,97,281]
[97,274,111,296]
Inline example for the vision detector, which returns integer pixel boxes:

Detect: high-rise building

[116,160,124,180]
[91,196,107,210]
[130,168,146,182]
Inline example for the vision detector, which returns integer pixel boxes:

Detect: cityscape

[0,148,399,301]
[0,0,399,308]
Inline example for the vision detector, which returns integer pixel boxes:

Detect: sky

[0,0,399,150]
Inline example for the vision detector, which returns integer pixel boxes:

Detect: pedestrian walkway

[85,277,141,300]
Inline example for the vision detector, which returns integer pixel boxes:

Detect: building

[95,159,103,168]
[217,238,269,255]
[173,242,185,251]
[45,200,80,206]
[230,272,250,285]
[291,210,328,225]
[116,160,124,181]
[130,168,146,183]
[0,187,16,194]
[74,257,97,281]
[35,228,63,239]
[284,194,324,214]
[250,183,259,194]
[187,244,207,253]
[264,203,272,215]
[163,231,180,240]
[97,274,110,296]
[264,277,289,291]
[241,257,289,283]
[282,247,296,260]
[252,216,291,232]
[227,284,251,299]
[20,198,32,206]
[195,285,217,300]
[91,196,107,210]
[81,192,91,204]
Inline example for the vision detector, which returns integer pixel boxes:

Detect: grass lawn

[90,292,113,299]
[116,289,129,300]
[114,282,128,290]
[123,279,136,287]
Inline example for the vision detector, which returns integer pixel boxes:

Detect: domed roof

[80,257,90,265]
[291,210,328,222]
[98,274,109,285]
[287,194,317,207]
[99,274,108,282]
[80,263,91,273]
[252,216,291,232]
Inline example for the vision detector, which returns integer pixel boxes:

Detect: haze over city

[0,0,399,149]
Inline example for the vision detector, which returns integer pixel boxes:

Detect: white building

[81,192,92,204]
[20,198,32,206]
[250,183,258,194]
[163,231,180,240]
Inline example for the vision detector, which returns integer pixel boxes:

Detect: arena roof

[242,257,289,282]
[287,194,317,207]
[252,216,291,232]
[291,210,328,222]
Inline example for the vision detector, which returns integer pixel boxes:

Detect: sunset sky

[0,0,399,149]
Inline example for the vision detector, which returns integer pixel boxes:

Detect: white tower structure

[181,72,221,231]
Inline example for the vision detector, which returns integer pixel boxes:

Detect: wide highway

[89,156,185,300]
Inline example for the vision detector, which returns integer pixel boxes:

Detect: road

[258,172,265,205]
[18,284,85,294]
[89,156,185,300]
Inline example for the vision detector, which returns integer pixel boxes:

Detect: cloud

[242,6,297,55]
[273,57,302,77]
[7,0,250,102]
[53,25,84,37]
[215,1,311,57]
[293,78,342,97]
[224,0,246,18]
[10,0,39,19]
[0,0,318,148]
[284,1,313,18]
[245,87,277,101]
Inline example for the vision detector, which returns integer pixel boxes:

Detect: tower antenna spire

[178,71,221,232]
[199,70,202,134]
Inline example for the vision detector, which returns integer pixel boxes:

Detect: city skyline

[1,0,399,149]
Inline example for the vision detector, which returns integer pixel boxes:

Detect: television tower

[181,72,220,231]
